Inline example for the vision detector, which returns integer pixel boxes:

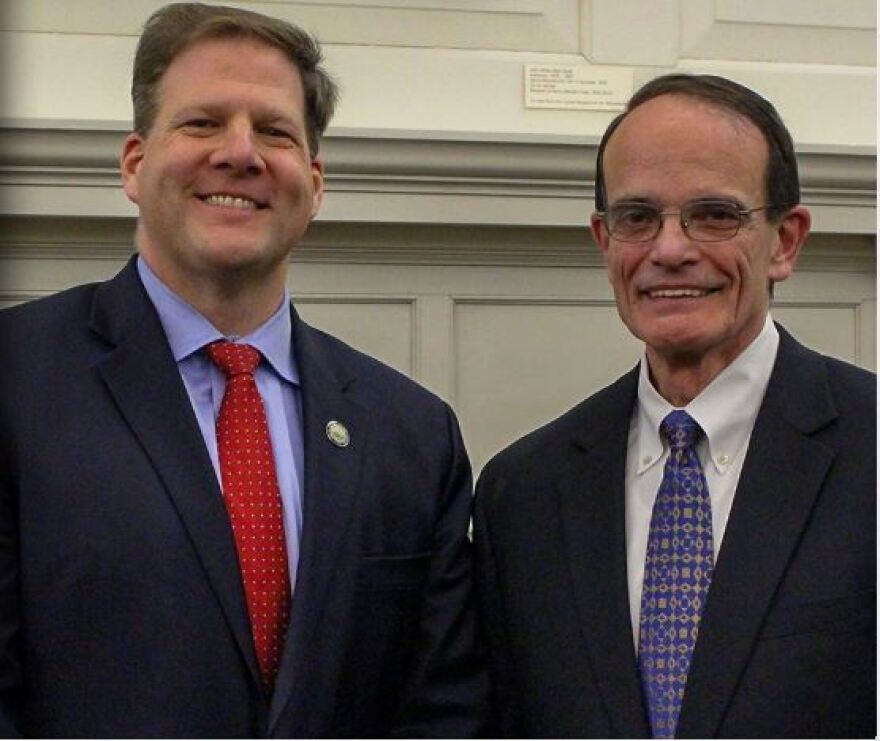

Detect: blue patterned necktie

[638,410,715,738]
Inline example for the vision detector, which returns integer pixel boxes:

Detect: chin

[638,325,719,358]
[194,239,277,268]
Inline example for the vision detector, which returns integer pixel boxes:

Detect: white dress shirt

[625,314,779,650]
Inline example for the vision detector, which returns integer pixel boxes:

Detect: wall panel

[1,219,873,473]
[453,299,641,469]
[295,298,415,377]
[3,0,581,52]
[680,0,875,65]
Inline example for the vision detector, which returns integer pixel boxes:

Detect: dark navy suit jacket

[475,326,875,737]
[0,258,487,737]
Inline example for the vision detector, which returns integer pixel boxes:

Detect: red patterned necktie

[206,341,290,693]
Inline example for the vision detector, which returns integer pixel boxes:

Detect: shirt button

[642,456,652,466]
[718,454,730,465]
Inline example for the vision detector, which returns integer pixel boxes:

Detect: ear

[309,156,325,218]
[120,133,146,205]
[590,211,612,258]
[768,204,811,283]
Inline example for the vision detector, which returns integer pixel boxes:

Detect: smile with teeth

[648,288,714,298]
[200,194,264,210]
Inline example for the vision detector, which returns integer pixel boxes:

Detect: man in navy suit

[0,3,486,736]
[475,74,875,737]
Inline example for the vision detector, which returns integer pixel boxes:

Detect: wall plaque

[525,65,633,111]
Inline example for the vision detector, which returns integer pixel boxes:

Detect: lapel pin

[326,420,350,448]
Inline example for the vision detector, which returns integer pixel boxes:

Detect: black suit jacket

[0,259,487,737]
[475,326,875,737]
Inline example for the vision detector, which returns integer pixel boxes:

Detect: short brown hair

[595,74,800,222]
[131,2,338,155]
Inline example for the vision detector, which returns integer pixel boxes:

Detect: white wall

[2,0,876,147]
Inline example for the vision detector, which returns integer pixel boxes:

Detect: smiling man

[474,74,875,738]
[0,3,486,737]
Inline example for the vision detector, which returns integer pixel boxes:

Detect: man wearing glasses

[474,74,875,738]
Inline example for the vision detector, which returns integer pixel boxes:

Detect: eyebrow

[606,196,658,210]
[170,104,303,130]
[609,195,749,209]
[607,196,655,206]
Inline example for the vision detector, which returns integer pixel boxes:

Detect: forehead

[157,35,304,109]
[602,94,769,203]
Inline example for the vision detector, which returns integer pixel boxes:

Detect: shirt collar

[136,255,300,385]
[635,314,779,475]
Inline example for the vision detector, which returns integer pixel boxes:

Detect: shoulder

[302,321,450,411]
[479,368,637,489]
[0,282,99,332]
[818,352,875,440]
[295,321,471,498]
[0,283,102,361]
[824,353,875,402]
[821,349,875,395]
[769,327,875,460]
[775,326,875,418]
[293,319,461,462]
[480,400,590,483]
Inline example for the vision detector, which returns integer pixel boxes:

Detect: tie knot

[661,410,702,451]
[206,341,260,377]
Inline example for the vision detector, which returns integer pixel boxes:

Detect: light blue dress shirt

[137,256,304,590]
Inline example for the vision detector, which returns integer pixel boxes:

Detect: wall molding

[0,217,874,273]
[0,123,875,235]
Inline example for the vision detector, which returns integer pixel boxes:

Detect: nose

[209,120,265,175]
[649,212,698,266]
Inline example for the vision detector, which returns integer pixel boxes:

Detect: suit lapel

[677,328,838,738]
[90,260,262,689]
[269,310,368,731]
[558,368,651,738]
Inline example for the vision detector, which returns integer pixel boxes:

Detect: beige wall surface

[2,0,876,146]
[0,0,875,472]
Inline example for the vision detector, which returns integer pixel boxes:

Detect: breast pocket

[759,590,875,639]
[356,552,431,591]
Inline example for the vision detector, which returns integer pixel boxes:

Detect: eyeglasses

[597,199,776,243]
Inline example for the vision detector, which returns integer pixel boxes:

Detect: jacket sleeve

[472,464,526,737]
[0,422,23,737]
[389,404,491,737]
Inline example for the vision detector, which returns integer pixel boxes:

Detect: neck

[191,280,285,337]
[646,346,744,407]
[645,316,768,407]
[646,354,718,407]
[140,252,287,337]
